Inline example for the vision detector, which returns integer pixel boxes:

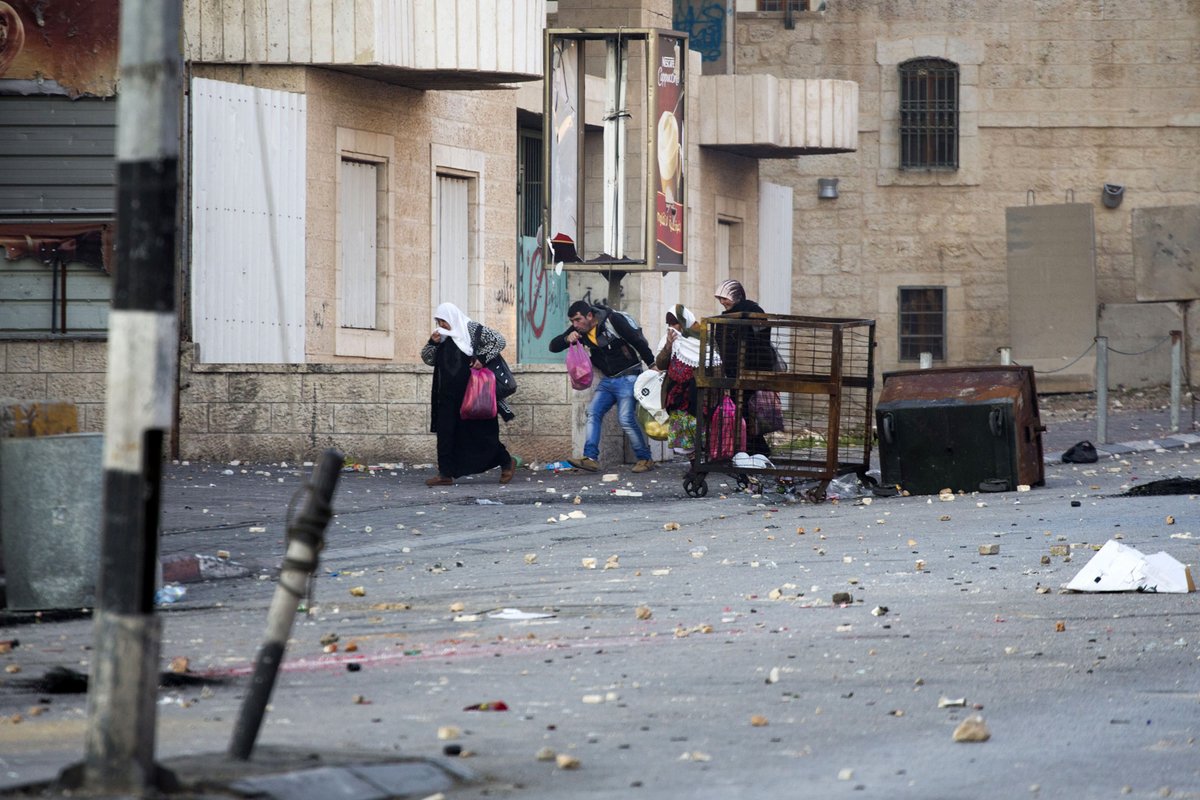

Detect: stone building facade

[731,0,1200,388]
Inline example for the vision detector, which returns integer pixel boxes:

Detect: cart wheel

[683,474,709,498]
[804,482,828,503]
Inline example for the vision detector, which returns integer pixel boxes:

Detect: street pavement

[1,405,1199,799]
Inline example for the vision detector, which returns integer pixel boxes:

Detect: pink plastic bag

[708,396,746,460]
[460,366,497,420]
[567,341,593,390]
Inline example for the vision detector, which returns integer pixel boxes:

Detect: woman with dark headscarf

[712,280,775,456]
[420,302,515,487]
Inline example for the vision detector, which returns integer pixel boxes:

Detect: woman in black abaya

[420,302,515,487]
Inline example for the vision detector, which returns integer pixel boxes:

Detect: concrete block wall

[0,342,107,432]
[178,345,577,464]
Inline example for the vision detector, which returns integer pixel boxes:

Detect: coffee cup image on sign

[0,2,27,76]
[657,111,680,205]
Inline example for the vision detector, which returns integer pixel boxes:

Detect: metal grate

[694,314,876,490]
[518,129,542,238]
[899,58,958,169]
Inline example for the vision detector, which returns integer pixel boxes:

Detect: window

[898,287,945,361]
[517,129,542,239]
[753,1,817,9]
[0,96,117,337]
[339,158,382,330]
[430,144,484,322]
[899,58,958,169]
[335,127,393,359]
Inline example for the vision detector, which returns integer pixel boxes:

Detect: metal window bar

[899,59,958,169]
[898,286,945,361]
[757,0,807,10]
[518,130,543,238]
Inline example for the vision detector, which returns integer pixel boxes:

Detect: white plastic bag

[633,370,668,423]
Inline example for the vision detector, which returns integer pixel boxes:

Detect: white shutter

[340,159,378,329]
[190,77,306,363]
[758,181,793,315]
[437,175,469,312]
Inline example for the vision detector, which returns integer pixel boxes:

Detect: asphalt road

[2,444,1199,799]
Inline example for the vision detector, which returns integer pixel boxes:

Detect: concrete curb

[1045,431,1200,464]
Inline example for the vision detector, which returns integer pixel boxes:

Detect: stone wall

[742,1,1200,377]
[178,345,576,464]
[0,341,107,433]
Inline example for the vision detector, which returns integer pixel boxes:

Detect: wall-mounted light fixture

[1102,183,1125,209]
[817,178,839,199]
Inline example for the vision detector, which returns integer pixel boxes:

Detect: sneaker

[568,456,600,472]
[631,459,655,473]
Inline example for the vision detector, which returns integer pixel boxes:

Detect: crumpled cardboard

[1066,540,1196,593]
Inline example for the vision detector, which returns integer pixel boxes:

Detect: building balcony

[697,75,857,157]
[185,0,545,89]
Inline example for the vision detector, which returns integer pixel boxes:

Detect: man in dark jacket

[550,300,656,472]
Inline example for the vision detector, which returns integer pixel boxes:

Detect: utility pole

[82,0,180,792]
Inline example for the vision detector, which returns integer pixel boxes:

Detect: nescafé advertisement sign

[0,0,119,96]
[654,33,684,269]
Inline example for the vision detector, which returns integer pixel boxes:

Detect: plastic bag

[460,366,497,420]
[708,396,746,460]
[637,405,670,441]
[566,341,593,390]
[1062,440,1098,464]
[634,370,666,416]
[749,390,784,435]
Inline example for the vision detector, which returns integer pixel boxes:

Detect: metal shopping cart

[684,313,876,501]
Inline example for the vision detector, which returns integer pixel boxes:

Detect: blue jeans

[584,374,651,461]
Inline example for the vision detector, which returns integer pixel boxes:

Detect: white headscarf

[655,304,718,368]
[434,302,473,356]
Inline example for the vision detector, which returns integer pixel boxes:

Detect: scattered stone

[168,657,189,674]
[871,606,888,616]
[635,605,652,620]
[832,592,852,605]
[524,554,538,565]
[1166,515,1175,525]
[952,714,991,742]
[1055,620,1066,632]
[535,747,556,761]
[442,744,462,757]
[1049,545,1069,556]
[581,558,597,569]
[938,696,967,708]
[979,544,1000,555]
[750,715,769,727]
[449,601,465,613]
[838,768,854,780]
[663,522,680,531]
[349,586,366,597]
[915,559,926,571]
[555,753,581,770]
[437,725,461,740]
[766,667,781,684]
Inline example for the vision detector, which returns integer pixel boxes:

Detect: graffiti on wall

[516,235,569,364]
[673,0,729,69]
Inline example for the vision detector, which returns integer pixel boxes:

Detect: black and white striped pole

[82,0,180,791]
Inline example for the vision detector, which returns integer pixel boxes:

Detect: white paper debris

[488,608,554,620]
[1065,539,1195,593]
